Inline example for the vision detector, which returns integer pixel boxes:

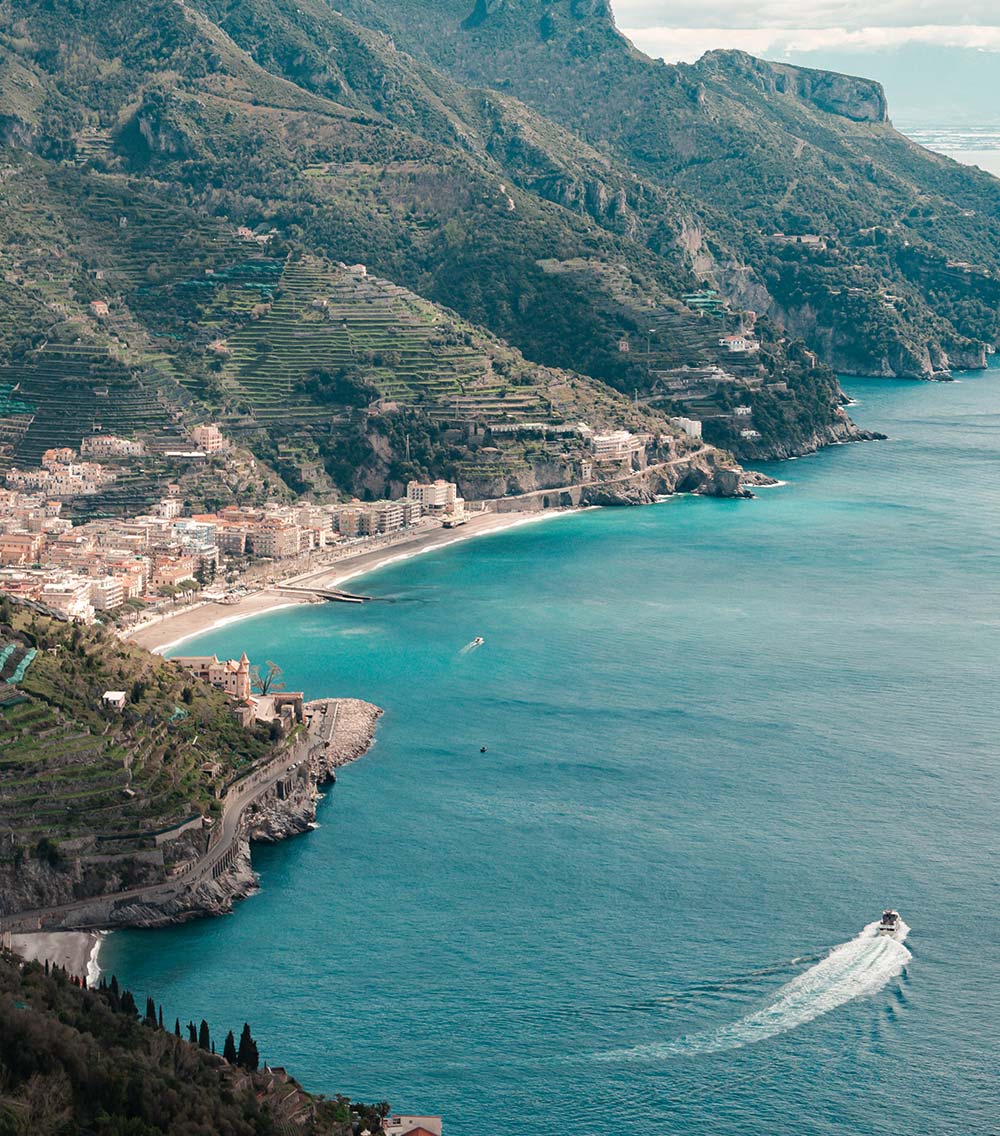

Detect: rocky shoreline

[2,699,382,936]
[106,700,383,929]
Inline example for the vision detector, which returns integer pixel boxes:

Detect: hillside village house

[6,447,116,497]
[718,333,759,354]
[81,434,145,458]
[191,423,228,453]
[383,1117,443,1136]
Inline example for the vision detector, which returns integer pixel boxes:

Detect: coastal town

[0,422,473,627]
[0,414,725,630]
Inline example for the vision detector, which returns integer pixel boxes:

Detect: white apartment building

[670,417,703,440]
[89,576,126,611]
[590,430,647,462]
[406,480,458,510]
[41,578,95,623]
[372,501,405,533]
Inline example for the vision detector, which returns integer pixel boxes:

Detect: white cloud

[621,24,1000,62]
[614,2,1000,30]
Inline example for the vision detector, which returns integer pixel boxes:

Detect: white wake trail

[597,920,911,1061]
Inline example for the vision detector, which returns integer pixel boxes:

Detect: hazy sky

[614,2,1000,60]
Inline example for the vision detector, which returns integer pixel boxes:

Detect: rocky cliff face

[122,700,384,926]
[698,52,888,124]
[580,447,748,505]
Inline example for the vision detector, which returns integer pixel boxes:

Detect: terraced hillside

[0,605,275,913]
[0,0,878,477]
[218,258,557,423]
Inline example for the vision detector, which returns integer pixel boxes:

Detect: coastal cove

[101,368,1000,1136]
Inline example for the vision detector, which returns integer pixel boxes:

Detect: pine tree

[188,1021,197,1044]
[223,1030,237,1063]
[198,1019,210,1051]
[236,1023,259,1071]
[145,997,157,1028]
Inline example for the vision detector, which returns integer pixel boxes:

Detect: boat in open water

[877,909,904,940]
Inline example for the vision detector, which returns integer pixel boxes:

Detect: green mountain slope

[0,0,869,476]
[334,0,1000,379]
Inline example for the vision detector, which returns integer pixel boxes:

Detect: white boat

[472,636,484,646]
[877,909,904,939]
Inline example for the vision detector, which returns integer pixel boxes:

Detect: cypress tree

[188,1021,197,1044]
[198,1019,210,1051]
[223,1030,237,1063]
[145,997,157,1028]
[158,1005,164,1030]
[110,975,119,997]
[44,959,49,976]
[236,1023,259,1071]
[121,990,138,1018]
[175,1018,182,1038]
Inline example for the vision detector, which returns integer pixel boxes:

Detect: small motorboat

[877,909,903,938]
[472,636,484,647]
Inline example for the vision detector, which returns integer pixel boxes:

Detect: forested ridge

[0,949,387,1135]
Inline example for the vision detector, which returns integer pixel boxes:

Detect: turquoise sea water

[102,370,1000,1134]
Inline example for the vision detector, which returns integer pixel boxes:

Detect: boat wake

[595,920,911,1061]
[459,638,484,655]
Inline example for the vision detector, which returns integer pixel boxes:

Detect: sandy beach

[11,931,103,983]
[128,508,568,654]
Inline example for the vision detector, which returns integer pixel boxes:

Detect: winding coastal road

[0,704,339,936]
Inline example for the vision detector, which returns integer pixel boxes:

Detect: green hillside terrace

[0,605,274,885]
[213,257,553,425]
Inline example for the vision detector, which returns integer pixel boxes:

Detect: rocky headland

[1,699,382,934]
